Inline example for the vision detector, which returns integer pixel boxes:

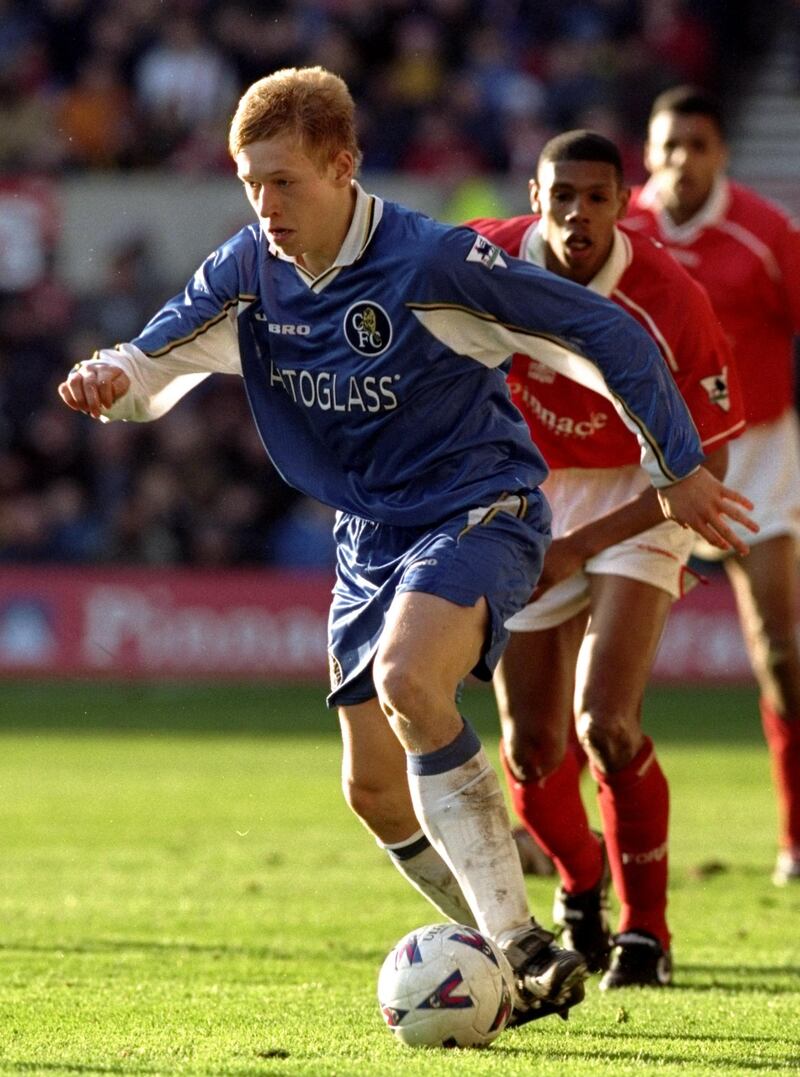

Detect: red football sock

[500,740,603,894]
[591,736,670,948]
[760,698,800,851]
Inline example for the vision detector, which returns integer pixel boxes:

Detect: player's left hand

[657,466,758,557]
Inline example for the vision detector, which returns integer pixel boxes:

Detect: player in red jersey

[628,86,800,887]
[468,129,748,988]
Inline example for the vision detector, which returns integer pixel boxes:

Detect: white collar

[264,180,383,286]
[637,174,730,243]
[521,219,632,297]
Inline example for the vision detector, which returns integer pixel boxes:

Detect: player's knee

[576,710,638,771]
[373,657,436,722]
[504,724,565,782]
[341,772,395,830]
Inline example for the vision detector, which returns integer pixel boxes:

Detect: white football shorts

[693,408,800,561]
[507,464,695,632]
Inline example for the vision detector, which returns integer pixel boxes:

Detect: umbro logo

[254,313,311,335]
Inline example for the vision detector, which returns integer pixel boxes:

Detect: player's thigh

[339,698,416,841]
[726,535,800,642]
[576,573,672,724]
[376,589,489,702]
[726,535,800,709]
[494,617,586,754]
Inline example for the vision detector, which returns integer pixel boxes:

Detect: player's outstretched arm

[59,361,131,419]
[657,466,758,557]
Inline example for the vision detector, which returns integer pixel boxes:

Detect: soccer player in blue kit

[59,67,756,1025]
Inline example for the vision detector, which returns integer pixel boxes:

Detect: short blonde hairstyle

[228,66,362,170]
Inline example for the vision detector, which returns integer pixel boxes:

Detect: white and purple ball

[377,922,515,1048]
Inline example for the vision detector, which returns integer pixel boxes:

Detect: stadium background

[0,0,797,682]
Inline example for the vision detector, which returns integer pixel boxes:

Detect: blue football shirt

[99,183,703,526]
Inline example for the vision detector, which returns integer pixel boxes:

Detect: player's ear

[528,178,542,214]
[331,149,355,185]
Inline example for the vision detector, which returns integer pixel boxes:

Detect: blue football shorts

[327,490,551,707]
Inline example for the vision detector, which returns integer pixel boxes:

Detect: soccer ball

[377,922,515,1048]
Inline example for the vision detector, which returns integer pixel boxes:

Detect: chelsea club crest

[343,301,393,356]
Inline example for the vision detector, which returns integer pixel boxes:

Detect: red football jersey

[627,177,800,426]
[467,215,744,470]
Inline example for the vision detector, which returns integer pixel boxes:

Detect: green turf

[0,681,798,1076]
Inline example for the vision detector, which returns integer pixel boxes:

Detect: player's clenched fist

[58,361,130,419]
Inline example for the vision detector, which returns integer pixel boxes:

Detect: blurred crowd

[0,230,329,567]
[0,0,775,567]
[0,0,768,179]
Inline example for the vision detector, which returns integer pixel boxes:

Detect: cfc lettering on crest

[343,301,393,356]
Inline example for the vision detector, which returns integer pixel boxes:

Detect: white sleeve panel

[411,303,679,486]
[412,304,614,392]
[410,305,513,368]
[98,308,243,423]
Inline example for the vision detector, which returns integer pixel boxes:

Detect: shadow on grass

[0,937,384,965]
[5,941,799,988]
[0,1066,161,1075]
[0,1065,273,1076]
[669,962,800,993]
[497,1041,799,1071]
[605,1029,799,1047]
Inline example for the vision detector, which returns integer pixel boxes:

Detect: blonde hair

[228,66,362,170]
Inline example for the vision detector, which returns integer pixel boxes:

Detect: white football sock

[407,720,533,941]
[380,829,477,927]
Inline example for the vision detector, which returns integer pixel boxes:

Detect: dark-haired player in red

[628,86,800,888]
[468,129,746,988]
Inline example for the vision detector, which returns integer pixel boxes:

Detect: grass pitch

[0,680,798,1076]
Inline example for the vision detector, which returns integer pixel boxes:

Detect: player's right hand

[58,361,131,419]
[530,535,585,600]
[657,466,758,558]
